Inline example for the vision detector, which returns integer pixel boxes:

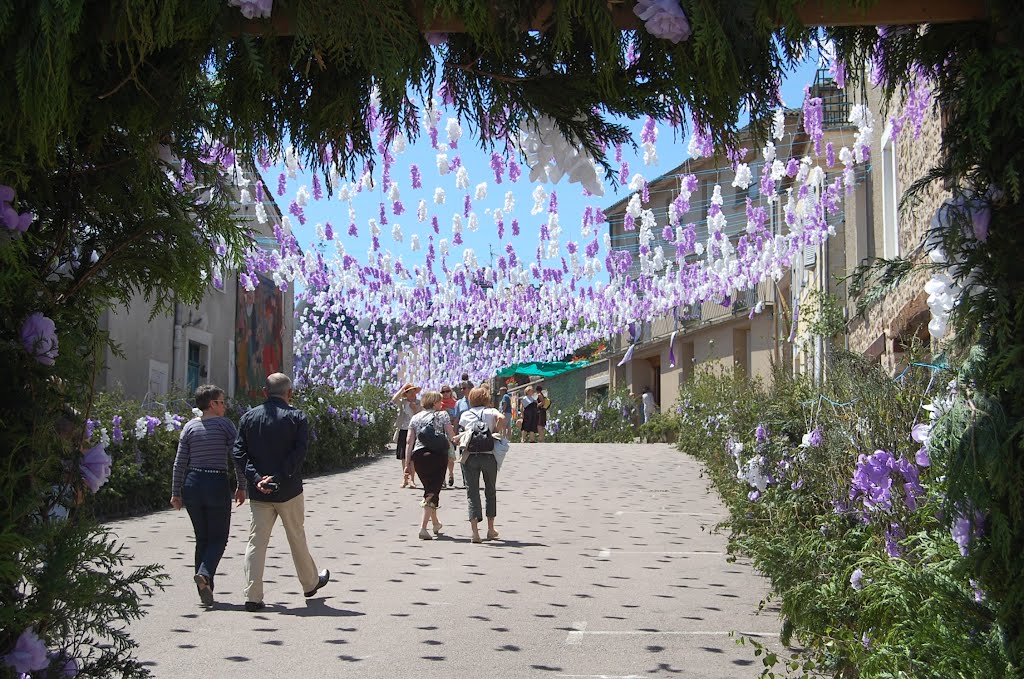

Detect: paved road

[110,443,778,678]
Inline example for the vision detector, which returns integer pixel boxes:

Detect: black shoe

[447,475,455,487]
[244,601,265,612]
[304,569,330,598]
[194,573,214,607]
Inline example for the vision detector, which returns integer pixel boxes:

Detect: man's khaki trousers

[243,493,319,603]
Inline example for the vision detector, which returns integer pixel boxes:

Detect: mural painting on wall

[236,274,283,398]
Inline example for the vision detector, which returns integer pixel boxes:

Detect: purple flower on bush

[755,423,768,443]
[146,416,160,436]
[21,312,59,365]
[951,509,984,556]
[884,522,904,558]
[81,442,113,493]
[4,627,48,674]
[111,415,124,444]
[850,449,897,512]
[633,0,692,43]
[748,490,760,502]
[327,406,338,416]
[85,419,98,442]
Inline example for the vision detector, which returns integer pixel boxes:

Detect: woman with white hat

[392,383,422,487]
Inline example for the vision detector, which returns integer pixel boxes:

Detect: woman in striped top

[169,384,245,607]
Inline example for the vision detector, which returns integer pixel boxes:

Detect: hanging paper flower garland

[230,57,889,392]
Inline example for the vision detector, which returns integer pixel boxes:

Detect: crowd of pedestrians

[166,372,563,611]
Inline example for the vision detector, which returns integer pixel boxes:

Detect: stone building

[843,83,943,369]
[97,168,295,402]
[589,70,945,410]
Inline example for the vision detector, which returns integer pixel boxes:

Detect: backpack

[416,413,450,455]
[465,408,495,453]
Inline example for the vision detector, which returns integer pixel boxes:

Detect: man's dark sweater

[233,397,309,503]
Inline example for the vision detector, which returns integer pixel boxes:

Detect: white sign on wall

[148,359,169,397]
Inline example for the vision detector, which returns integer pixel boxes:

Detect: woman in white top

[406,390,457,540]
[392,383,422,488]
[458,387,507,543]
[641,386,658,423]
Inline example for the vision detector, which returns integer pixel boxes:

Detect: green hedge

[669,356,1015,677]
[545,389,637,443]
[84,385,395,520]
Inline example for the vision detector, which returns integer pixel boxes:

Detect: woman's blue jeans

[462,453,497,522]
[182,470,232,591]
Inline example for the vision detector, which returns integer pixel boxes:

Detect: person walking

[497,386,513,438]
[519,386,539,443]
[535,386,551,443]
[440,385,459,487]
[459,387,507,543]
[641,386,659,423]
[233,373,330,612]
[392,383,422,488]
[169,384,245,607]
[405,390,457,540]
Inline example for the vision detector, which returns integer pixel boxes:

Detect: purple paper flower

[111,416,124,444]
[633,0,692,44]
[81,443,113,493]
[228,0,273,20]
[755,423,768,443]
[850,568,865,590]
[4,628,48,674]
[425,32,448,46]
[951,509,984,556]
[21,312,59,366]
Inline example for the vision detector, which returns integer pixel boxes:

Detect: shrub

[82,385,395,520]
[545,390,637,443]
[674,354,1015,677]
[638,412,679,443]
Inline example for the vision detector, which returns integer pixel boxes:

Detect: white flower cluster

[517,115,604,196]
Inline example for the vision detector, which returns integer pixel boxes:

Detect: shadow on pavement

[277,600,366,617]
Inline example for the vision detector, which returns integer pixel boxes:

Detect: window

[881,125,900,259]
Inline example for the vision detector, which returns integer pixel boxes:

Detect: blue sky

[262,59,822,282]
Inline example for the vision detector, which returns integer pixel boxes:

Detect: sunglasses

[441,389,451,393]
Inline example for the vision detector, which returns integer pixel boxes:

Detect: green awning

[495,361,590,379]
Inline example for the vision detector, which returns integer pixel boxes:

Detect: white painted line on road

[565,620,588,645]
[614,510,725,517]
[570,630,778,637]
[594,550,725,556]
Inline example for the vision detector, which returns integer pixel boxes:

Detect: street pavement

[110,442,780,678]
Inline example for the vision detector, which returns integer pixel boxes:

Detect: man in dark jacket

[233,373,329,611]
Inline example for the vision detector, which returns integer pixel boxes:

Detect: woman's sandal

[471,534,482,543]
[432,522,443,536]
[486,529,500,540]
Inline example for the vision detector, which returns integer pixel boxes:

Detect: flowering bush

[83,385,394,519]
[544,390,637,443]
[675,354,1014,677]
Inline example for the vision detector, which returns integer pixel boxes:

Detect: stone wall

[846,86,946,373]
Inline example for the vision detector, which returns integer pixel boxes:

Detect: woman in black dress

[519,386,539,443]
[535,386,550,442]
